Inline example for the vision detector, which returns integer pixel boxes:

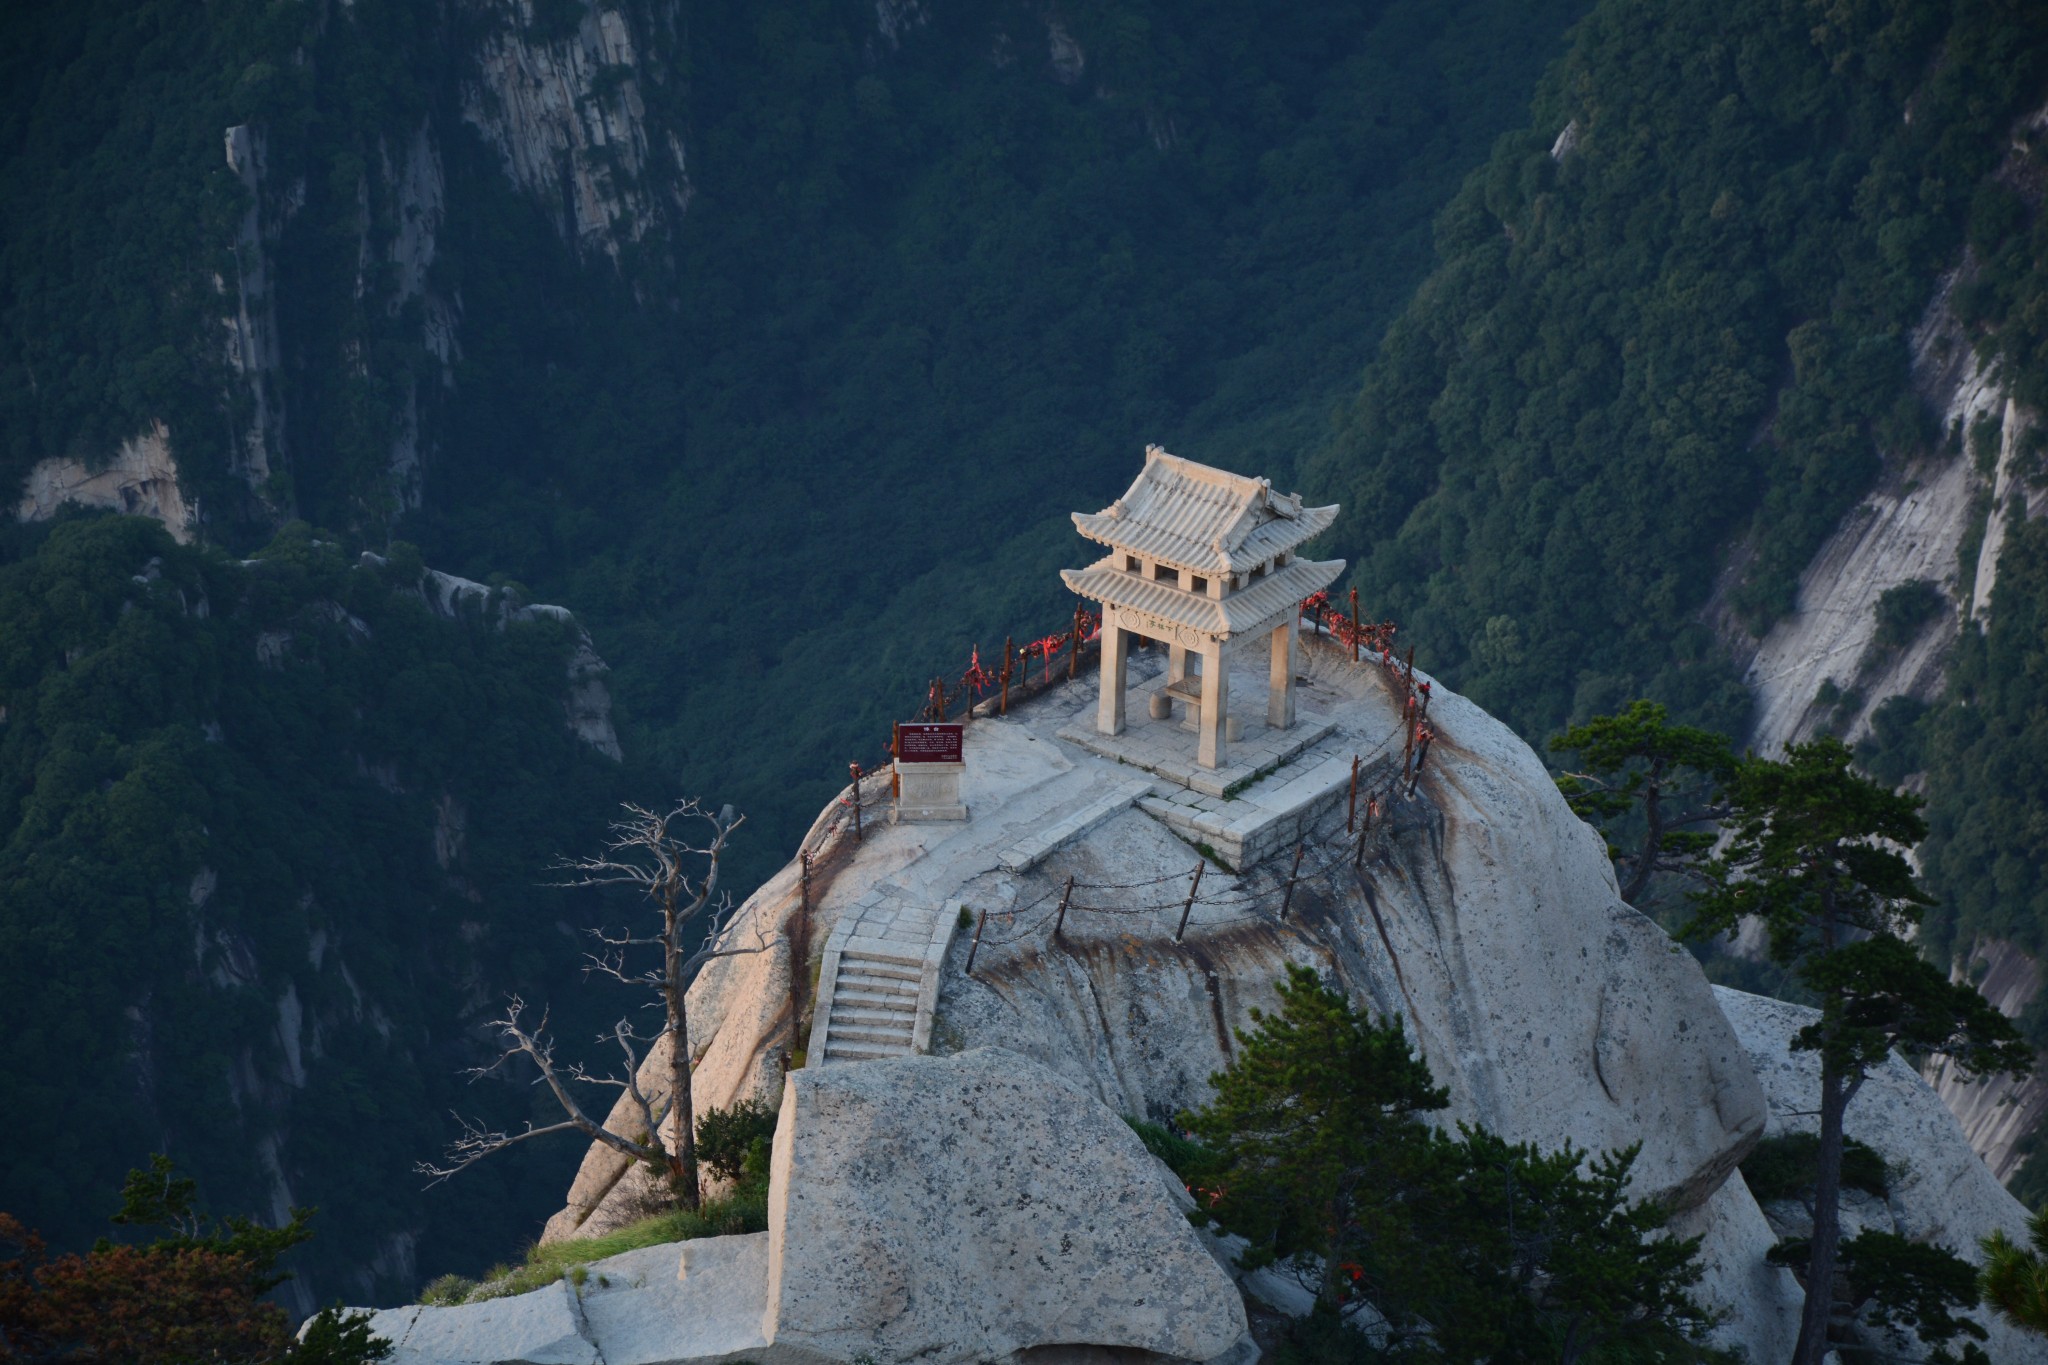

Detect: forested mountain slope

[1297,0,2048,1204]
[13,0,2048,1310]
[0,514,646,1311]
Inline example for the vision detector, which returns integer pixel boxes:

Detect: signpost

[895,723,964,764]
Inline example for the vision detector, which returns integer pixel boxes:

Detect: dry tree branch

[418,996,667,1185]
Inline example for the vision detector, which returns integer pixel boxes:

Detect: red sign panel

[896,723,964,764]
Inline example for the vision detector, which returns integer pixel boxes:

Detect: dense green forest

[10,0,2048,1310]
[1302,0,2048,738]
[0,513,643,1306]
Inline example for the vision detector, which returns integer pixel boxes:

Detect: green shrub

[1872,579,1945,652]
[1741,1132,1890,1202]
[696,1099,779,1184]
[417,1273,475,1306]
[1124,1117,1219,1189]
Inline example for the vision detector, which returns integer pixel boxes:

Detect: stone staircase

[807,894,961,1066]
[818,952,923,1062]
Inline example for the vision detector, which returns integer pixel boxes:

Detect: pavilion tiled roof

[1061,553,1344,640]
[1072,446,1339,575]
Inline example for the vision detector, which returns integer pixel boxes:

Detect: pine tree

[1185,967,1728,1362]
[1982,1208,2048,1335]
[1548,700,1736,906]
[1687,738,2030,1365]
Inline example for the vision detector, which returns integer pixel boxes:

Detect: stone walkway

[802,646,1404,1064]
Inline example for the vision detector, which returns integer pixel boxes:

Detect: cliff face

[462,0,690,261]
[1721,264,2016,757]
[536,635,1796,1348]
[7,0,688,549]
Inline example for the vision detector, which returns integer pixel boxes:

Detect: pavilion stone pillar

[1197,642,1230,769]
[1096,605,1129,737]
[1267,615,1296,730]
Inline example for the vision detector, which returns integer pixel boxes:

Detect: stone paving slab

[997,776,1155,873]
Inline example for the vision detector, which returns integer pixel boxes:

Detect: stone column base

[893,761,968,822]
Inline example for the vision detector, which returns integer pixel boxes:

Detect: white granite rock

[356,1279,597,1365]
[763,1047,1247,1365]
[927,659,1767,1212]
[1667,1176,1804,1363]
[1714,985,2048,1363]
[575,1233,812,1365]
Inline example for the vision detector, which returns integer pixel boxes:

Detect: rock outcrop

[497,635,1788,1359]
[1715,985,2047,1362]
[15,425,192,542]
[545,638,1766,1243]
[462,0,689,261]
[1926,937,2048,1182]
[339,1050,1245,1365]
[363,631,2047,1363]
[765,1047,1247,1365]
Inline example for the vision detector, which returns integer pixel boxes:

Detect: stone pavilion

[1062,446,1346,769]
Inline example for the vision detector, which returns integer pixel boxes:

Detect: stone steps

[807,896,963,1066]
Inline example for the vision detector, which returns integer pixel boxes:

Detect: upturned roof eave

[1071,504,1340,576]
[1061,554,1346,639]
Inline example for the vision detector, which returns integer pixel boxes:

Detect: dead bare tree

[419,800,764,1209]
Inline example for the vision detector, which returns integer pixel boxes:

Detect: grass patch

[419,1167,772,1305]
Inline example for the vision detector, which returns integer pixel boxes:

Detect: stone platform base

[1138,742,1395,870]
[1055,710,1336,798]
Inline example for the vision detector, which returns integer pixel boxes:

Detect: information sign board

[895,723,964,764]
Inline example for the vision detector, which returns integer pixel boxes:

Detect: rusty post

[1409,732,1434,795]
[1001,635,1013,715]
[850,762,864,843]
[1281,841,1306,921]
[1052,874,1075,942]
[1347,755,1360,834]
[965,907,986,976]
[1175,861,1206,943]
[1071,605,1084,681]
[1349,588,1360,662]
[890,726,901,800]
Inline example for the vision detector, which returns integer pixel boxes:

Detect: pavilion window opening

[1124,554,1142,573]
[1189,575,1209,596]
[1152,562,1177,582]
